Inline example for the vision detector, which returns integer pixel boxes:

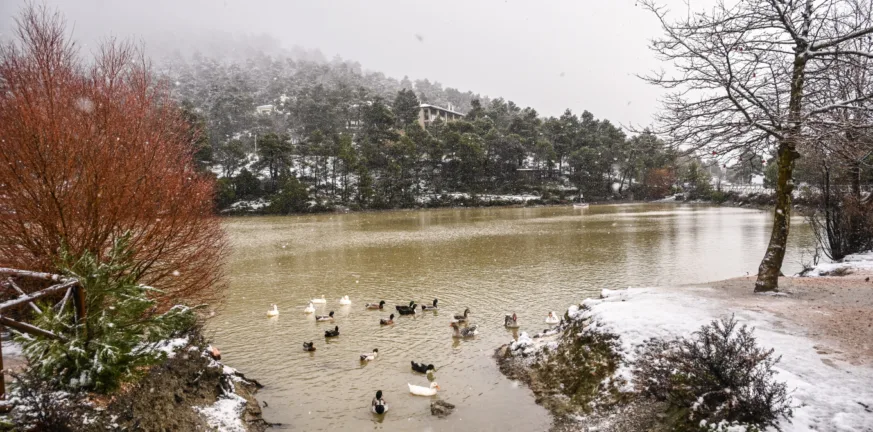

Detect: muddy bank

[5,331,270,432]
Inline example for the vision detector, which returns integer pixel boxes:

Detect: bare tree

[640,0,873,291]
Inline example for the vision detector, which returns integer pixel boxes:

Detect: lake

[211,203,817,431]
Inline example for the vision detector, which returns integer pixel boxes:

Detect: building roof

[419,103,465,117]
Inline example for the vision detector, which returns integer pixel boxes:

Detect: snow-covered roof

[419,103,464,117]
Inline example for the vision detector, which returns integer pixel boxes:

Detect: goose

[420,299,438,311]
[360,349,379,362]
[324,326,340,338]
[371,390,388,414]
[310,296,327,304]
[408,381,440,396]
[411,361,435,374]
[339,295,352,305]
[302,341,316,352]
[303,302,316,314]
[266,304,279,317]
[395,301,417,315]
[380,314,395,325]
[545,311,560,324]
[504,313,519,328]
[453,308,471,322]
[315,311,335,322]
[366,300,386,310]
[450,322,478,338]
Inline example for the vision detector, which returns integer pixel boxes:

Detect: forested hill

[159,50,717,214]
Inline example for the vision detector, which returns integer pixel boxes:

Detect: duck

[450,322,478,338]
[315,311,335,322]
[371,390,388,414]
[545,311,560,324]
[453,308,471,322]
[504,312,519,328]
[411,361,435,374]
[408,381,440,396]
[303,302,316,314]
[380,314,395,325]
[266,304,279,317]
[420,299,438,311]
[366,300,386,310]
[360,349,379,362]
[395,301,417,315]
[302,341,316,352]
[324,325,340,338]
[310,295,327,304]
[339,295,352,305]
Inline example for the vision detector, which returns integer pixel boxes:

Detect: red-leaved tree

[0,6,227,308]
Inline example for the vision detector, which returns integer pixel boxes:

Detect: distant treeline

[161,53,761,213]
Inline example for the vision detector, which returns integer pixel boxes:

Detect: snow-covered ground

[801,250,873,277]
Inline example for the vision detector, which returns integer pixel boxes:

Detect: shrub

[17,235,199,393]
[0,6,227,309]
[8,369,90,432]
[634,316,791,430]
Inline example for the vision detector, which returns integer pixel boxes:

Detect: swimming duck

[408,381,440,396]
[411,361,435,374]
[380,313,395,325]
[303,302,316,314]
[450,322,478,338]
[266,304,279,317]
[420,299,438,311]
[310,296,327,304]
[504,313,519,328]
[454,308,471,322]
[545,311,560,324]
[339,295,352,305]
[302,341,316,352]
[395,301,417,315]
[324,326,340,338]
[315,311,335,322]
[366,300,386,310]
[371,390,388,414]
[360,349,379,361]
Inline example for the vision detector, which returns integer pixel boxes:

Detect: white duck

[310,295,327,304]
[303,302,316,314]
[545,311,560,324]
[339,295,352,305]
[408,381,440,396]
[266,304,279,317]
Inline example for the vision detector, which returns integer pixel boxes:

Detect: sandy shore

[679,271,873,366]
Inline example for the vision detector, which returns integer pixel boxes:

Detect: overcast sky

[1,0,689,127]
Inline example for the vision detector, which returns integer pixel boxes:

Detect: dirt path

[678,272,873,366]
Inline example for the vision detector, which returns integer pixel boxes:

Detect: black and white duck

[504,313,519,328]
[365,300,386,310]
[360,349,379,362]
[395,301,417,315]
[302,341,316,352]
[371,390,388,414]
[450,321,478,338]
[411,361,435,374]
[324,326,340,338]
[315,311,335,322]
[454,308,471,322]
[380,313,395,325]
[420,299,438,311]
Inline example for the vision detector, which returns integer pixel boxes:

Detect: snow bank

[803,250,873,277]
[2,339,23,356]
[573,287,873,431]
[192,393,247,432]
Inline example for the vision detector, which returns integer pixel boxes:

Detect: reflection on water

[211,203,815,431]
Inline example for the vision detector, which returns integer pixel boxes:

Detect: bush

[634,316,791,430]
[8,369,90,432]
[17,235,198,393]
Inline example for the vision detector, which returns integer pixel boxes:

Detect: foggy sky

[1,0,684,127]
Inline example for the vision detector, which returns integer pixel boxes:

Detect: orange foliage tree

[0,6,227,308]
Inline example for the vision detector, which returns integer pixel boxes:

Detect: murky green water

[210,203,816,431]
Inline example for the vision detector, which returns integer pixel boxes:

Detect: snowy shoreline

[498,255,873,431]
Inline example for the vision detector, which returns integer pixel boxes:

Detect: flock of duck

[265,296,563,416]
